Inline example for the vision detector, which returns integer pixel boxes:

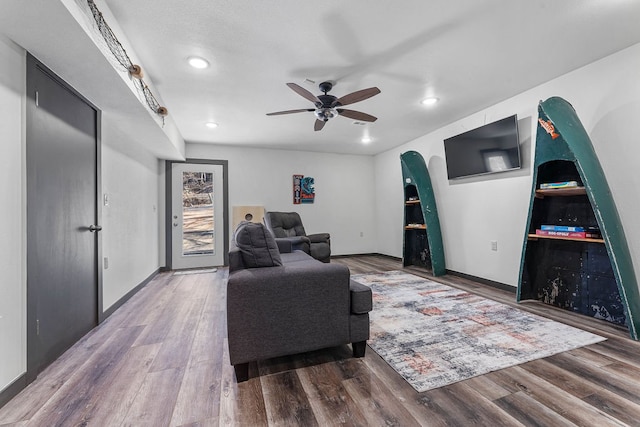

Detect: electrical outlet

[104,257,109,269]
[491,240,498,251]
[360,231,364,237]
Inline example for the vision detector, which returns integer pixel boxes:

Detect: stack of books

[539,181,579,189]
[535,225,601,239]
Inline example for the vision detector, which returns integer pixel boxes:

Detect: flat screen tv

[444,114,521,180]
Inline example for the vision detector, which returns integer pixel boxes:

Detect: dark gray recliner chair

[264,211,331,263]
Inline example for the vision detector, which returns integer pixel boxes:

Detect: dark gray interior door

[26,55,99,378]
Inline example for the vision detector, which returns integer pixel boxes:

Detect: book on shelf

[535,229,602,239]
[540,224,586,232]
[539,181,579,189]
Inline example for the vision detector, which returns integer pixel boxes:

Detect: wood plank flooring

[2,254,640,426]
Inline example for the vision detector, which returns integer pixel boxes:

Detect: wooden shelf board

[405,225,426,230]
[405,200,421,205]
[528,233,604,244]
[535,187,586,198]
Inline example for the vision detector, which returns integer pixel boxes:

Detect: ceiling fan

[267,81,381,131]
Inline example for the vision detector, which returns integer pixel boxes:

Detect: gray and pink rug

[352,271,606,392]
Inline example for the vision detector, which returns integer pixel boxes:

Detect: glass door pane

[182,171,214,256]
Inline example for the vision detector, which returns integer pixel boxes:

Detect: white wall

[0,36,164,394]
[375,42,640,288]
[101,116,162,311]
[0,36,25,392]
[186,143,377,256]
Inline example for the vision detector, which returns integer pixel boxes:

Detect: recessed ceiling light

[421,97,439,106]
[205,122,218,129]
[188,56,210,69]
[361,137,372,144]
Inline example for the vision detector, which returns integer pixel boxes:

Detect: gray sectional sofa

[227,222,372,382]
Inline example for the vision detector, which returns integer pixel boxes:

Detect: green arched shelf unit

[518,96,639,340]
[401,151,445,276]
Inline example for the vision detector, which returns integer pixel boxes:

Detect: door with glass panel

[171,163,225,269]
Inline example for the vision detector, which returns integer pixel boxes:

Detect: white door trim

[167,159,229,269]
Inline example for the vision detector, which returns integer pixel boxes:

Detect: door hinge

[35,90,39,107]
[36,319,40,335]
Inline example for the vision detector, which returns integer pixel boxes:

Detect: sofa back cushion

[234,222,283,268]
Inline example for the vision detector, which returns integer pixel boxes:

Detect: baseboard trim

[101,268,160,321]
[330,254,515,294]
[446,269,516,293]
[331,253,401,261]
[0,374,27,410]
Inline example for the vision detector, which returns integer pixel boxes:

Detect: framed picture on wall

[293,174,315,204]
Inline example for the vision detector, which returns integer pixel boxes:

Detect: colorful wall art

[293,174,315,204]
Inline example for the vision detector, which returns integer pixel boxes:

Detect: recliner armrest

[308,233,330,244]
[275,238,293,253]
[274,236,310,253]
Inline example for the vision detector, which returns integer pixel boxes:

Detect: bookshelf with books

[400,151,445,276]
[527,185,605,243]
[518,97,639,340]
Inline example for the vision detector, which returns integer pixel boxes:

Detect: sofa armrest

[228,246,244,272]
[227,263,350,365]
[349,280,372,314]
[308,233,330,244]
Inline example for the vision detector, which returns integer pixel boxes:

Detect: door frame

[165,159,229,268]
[26,54,103,382]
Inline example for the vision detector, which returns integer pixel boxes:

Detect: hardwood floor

[2,255,640,426]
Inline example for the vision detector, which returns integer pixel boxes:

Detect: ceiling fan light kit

[314,107,339,121]
[267,81,381,131]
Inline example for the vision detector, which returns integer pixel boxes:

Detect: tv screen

[444,114,521,180]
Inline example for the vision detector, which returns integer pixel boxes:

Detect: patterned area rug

[352,271,606,393]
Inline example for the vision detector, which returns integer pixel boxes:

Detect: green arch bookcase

[518,96,639,340]
[400,150,445,276]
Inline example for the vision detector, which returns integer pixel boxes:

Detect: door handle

[88,225,102,232]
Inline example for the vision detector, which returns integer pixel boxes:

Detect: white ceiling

[4,1,640,156]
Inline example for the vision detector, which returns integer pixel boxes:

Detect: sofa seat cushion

[234,222,282,268]
[280,250,318,266]
[350,280,373,314]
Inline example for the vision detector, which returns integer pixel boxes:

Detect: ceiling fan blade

[266,108,315,116]
[336,87,381,106]
[286,83,320,104]
[337,109,378,122]
[314,119,326,131]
